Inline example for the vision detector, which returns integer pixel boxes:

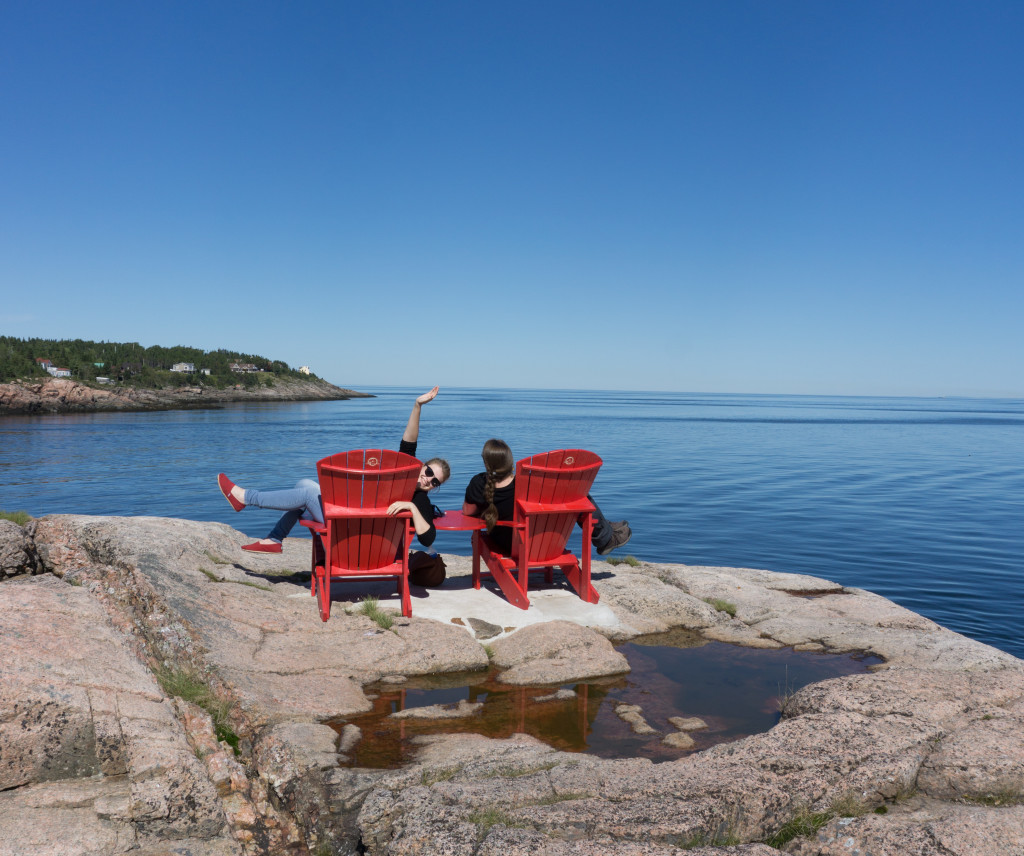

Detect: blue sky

[2,1,1022,397]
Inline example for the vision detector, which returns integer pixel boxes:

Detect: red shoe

[218,473,245,512]
[242,541,282,553]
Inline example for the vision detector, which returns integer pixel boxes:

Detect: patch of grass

[154,666,240,755]
[777,666,798,716]
[892,785,918,803]
[678,828,742,849]
[359,596,394,630]
[233,578,273,591]
[197,566,272,591]
[777,689,798,716]
[481,761,559,779]
[764,807,832,849]
[467,807,529,835]
[0,510,32,526]
[266,567,304,577]
[505,761,559,778]
[205,551,230,565]
[764,794,869,849]
[483,644,495,659]
[606,555,641,567]
[703,597,737,617]
[421,766,461,786]
[829,792,869,818]
[526,791,592,806]
[962,786,1024,807]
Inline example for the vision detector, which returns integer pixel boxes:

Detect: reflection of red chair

[301,449,420,621]
[473,449,602,610]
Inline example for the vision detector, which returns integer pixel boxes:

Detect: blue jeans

[243,479,324,543]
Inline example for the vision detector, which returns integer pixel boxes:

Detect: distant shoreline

[0,376,373,416]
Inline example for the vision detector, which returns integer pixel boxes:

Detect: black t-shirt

[400,438,436,548]
[465,472,515,554]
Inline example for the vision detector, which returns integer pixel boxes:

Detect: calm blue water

[1,389,1021,659]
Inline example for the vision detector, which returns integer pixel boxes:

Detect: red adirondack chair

[300,449,420,621]
[473,449,603,609]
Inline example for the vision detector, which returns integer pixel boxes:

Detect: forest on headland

[0,336,316,389]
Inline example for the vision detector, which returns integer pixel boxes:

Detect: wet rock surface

[1,514,1021,855]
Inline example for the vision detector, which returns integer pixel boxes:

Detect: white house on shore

[170,363,196,373]
[36,358,71,377]
[299,366,311,375]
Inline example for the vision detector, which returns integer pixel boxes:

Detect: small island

[0,336,371,415]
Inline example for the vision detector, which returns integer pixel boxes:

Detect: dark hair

[481,438,514,532]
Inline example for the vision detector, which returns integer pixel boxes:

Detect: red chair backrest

[514,449,602,561]
[316,449,421,571]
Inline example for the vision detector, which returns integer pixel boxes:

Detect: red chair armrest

[517,497,596,514]
[321,503,412,520]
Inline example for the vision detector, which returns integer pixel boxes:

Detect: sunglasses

[424,465,441,488]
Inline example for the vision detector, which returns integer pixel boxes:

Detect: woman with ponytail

[463,439,517,554]
[462,438,631,557]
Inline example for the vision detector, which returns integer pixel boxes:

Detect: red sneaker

[242,541,282,553]
[218,473,245,512]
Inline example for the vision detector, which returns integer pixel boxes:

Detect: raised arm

[402,386,439,444]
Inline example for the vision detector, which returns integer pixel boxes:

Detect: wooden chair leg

[482,553,530,610]
[399,572,411,617]
[472,531,482,590]
[316,569,331,622]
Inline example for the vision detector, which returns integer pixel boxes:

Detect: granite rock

[0,575,238,854]
[0,518,38,578]
[489,620,630,684]
[4,514,1024,856]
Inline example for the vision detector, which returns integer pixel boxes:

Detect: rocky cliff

[0,376,371,415]
[1,515,1022,856]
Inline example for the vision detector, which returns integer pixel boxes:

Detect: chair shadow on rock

[473,449,603,610]
[301,449,420,621]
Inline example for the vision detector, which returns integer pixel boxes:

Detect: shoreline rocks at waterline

[0,376,371,416]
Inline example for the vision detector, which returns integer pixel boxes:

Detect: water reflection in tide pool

[333,632,883,768]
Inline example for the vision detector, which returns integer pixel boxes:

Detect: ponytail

[479,438,514,533]
[483,472,500,532]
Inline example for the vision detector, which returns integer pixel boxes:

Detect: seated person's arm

[463,472,486,518]
[387,500,433,543]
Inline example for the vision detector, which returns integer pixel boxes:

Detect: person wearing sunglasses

[217,387,450,553]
